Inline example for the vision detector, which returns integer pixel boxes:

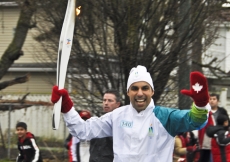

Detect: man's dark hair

[104,89,122,105]
[210,93,219,101]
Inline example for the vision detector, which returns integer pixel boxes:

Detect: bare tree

[0,1,53,109]
[0,0,38,92]
[35,0,226,114]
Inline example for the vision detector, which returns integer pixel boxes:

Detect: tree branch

[0,99,53,111]
[0,73,30,90]
[192,58,230,79]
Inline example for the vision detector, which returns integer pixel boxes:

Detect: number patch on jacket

[120,120,133,128]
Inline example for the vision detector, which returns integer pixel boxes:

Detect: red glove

[180,71,209,107]
[51,85,73,113]
[186,145,197,152]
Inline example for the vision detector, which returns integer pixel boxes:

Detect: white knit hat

[126,65,154,91]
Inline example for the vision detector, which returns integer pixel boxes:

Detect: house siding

[0,6,50,63]
[205,26,230,73]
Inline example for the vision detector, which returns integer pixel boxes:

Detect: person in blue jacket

[51,65,210,162]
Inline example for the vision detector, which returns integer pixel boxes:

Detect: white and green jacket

[63,99,210,162]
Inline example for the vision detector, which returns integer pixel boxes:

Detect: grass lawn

[0,160,14,162]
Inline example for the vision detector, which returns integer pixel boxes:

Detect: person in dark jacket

[16,122,42,162]
[198,93,229,162]
[89,89,121,162]
[206,114,230,162]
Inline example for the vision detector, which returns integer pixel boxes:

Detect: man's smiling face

[127,81,154,112]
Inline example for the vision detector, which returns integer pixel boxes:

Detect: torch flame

[76,6,81,16]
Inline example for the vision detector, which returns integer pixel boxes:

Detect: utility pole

[0,123,6,155]
[178,0,192,109]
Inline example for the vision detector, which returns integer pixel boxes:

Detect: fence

[0,95,69,140]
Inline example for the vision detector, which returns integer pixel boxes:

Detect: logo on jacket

[121,120,133,128]
[21,145,31,149]
[148,124,154,138]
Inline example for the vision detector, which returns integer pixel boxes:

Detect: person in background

[206,114,230,162]
[89,89,121,162]
[65,110,91,162]
[198,93,229,162]
[16,122,43,162]
[173,132,198,162]
[51,65,210,162]
[187,131,200,162]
